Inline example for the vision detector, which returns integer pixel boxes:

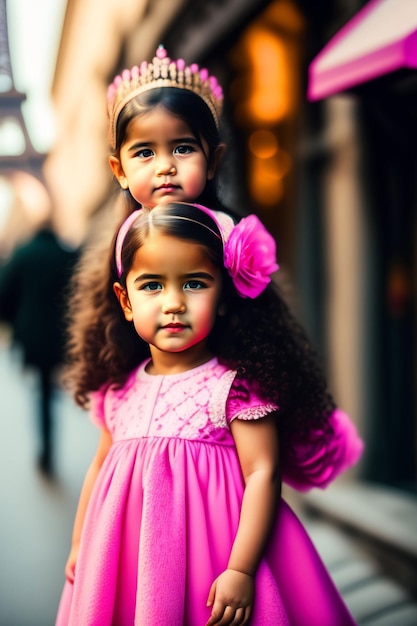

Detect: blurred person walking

[0,223,80,476]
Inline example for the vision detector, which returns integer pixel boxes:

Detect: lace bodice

[91,358,278,444]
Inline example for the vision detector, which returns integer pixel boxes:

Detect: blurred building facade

[0,0,50,257]
[2,0,416,491]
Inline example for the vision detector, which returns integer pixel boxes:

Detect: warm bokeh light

[228,1,304,210]
[248,130,291,206]
[249,153,285,206]
[248,129,278,159]
[235,27,292,125]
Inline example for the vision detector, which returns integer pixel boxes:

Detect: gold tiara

[107,45,224,149]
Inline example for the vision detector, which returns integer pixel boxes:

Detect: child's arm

[65,428,113,583]
[206,414,280,626]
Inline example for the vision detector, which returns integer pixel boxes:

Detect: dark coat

[0,229,80,371]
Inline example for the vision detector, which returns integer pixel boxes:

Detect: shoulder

[89,363,145,427]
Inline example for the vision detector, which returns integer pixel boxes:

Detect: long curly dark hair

[64,203,335,447]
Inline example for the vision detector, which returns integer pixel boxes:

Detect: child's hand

[64,544,80,584]
[206,569,254,625]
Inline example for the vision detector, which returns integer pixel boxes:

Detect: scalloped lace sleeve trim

[230,403,279,422]
[226,376,279,423]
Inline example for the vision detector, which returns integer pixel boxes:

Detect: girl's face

[114,232,223,374]
[109,107,217,209]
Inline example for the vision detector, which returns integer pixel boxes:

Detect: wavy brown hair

[64,203,335,450]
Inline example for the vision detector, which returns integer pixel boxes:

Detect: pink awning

[308,0,417,101]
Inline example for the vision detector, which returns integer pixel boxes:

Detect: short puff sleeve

[226,377,279,423]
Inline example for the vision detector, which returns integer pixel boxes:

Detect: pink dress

[56,358,363,626]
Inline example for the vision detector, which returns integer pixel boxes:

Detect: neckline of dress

[137,357,219,381]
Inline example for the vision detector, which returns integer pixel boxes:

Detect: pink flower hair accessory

[192,204,279,298]
[223,215,279,298]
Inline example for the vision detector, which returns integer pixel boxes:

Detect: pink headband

[115,210,142,277]
[114,205,279,299]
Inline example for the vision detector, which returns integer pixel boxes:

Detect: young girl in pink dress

[56,201,362,625]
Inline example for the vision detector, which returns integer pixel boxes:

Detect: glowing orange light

[245,28,291,123]
[249,130,278,159]
[249,154,284,206]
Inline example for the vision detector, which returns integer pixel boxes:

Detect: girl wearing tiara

[106,45,228,216]
[56,202,362,625]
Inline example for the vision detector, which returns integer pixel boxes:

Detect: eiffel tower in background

[0,0,44,177]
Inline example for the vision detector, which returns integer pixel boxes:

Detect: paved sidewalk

[302,483,417,625]
[306,516,417,625]
[0,341,97,626]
